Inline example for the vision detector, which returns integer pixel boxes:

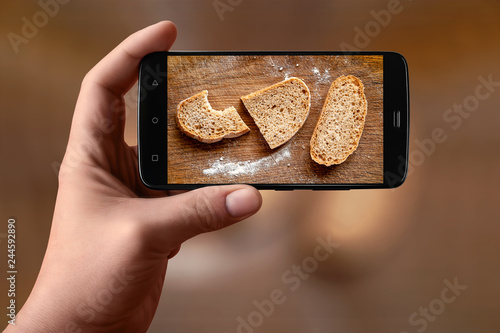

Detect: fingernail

[225,188,261,218]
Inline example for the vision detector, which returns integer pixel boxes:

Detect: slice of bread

[310,75,368,166]
[241,77,310,149]
[176,90,250,143]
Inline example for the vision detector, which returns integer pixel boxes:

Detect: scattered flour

[203,145,292,177]
[312,66,331,84]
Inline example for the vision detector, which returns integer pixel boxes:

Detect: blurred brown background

[1,0,499,332]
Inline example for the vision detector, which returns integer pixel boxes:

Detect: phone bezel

[138,51,409,190]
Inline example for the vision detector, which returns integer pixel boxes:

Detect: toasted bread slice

[241,77,310,149]
[310,75,368,166]
[176,90,250,143]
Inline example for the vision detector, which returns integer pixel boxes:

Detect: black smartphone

[138,51,409,190]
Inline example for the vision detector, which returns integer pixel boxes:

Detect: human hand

[5,21,262,333]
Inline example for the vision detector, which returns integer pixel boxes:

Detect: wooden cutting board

[167,54,383,185]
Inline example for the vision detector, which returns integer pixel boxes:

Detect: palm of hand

[47,94,175,332]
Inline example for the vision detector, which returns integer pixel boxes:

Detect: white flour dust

[312,66,331,84]
[203,145,292,177]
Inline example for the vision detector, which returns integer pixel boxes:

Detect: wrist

[2,301,76,333]
[3,281,85,333]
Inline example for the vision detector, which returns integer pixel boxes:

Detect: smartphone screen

[138,51,408,190]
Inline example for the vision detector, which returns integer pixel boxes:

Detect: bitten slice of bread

[176,90,250,143]
[310,75,368,166]
[241,77,310,149]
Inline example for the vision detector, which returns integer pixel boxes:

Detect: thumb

[130,185,262,253]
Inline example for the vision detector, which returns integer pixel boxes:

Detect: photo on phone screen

[138,51,409,190]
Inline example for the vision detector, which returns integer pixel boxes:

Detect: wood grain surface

[167,54,383,184]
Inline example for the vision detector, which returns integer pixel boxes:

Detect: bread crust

[176,90,250,143]
[241,77,307,101]
[310,75,368,166]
